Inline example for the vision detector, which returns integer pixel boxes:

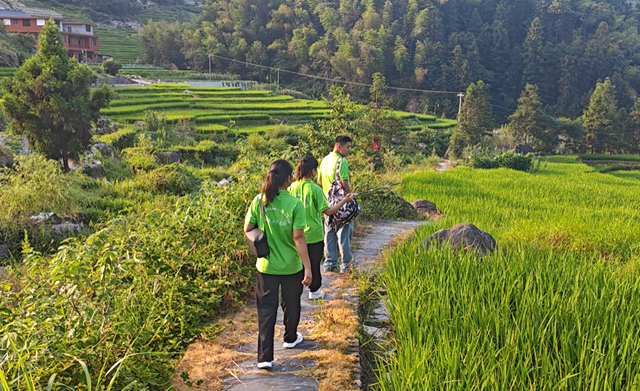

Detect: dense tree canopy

[139,0,640,120]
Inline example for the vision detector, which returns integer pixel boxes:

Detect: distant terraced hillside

[103,84,456,134]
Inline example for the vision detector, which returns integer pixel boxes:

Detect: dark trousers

[307,241,324,293]
[256,270,304,362]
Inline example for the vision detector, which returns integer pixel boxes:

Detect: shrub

[102,59,122,76]
[122,147,157,170]
[97,127,137,150]
[468,152,534,172]
[144,164,202,195]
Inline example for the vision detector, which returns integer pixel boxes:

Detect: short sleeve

[292,199,307,230]
[316,184,329,213]
[339,159,349,180]
[244,196,259,226]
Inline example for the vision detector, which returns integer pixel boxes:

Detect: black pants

[308,241,324,293]
[256,270,304,362]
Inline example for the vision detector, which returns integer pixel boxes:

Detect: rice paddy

[379,156,640,389]
[105,84,456,134]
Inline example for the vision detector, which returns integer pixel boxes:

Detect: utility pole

[208,54,212,81]
[277,69,280,93]
[457,93,465,119]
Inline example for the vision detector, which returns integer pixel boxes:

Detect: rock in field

[157,151,181,165]
[421,222,496,256]
[411,199,442,215]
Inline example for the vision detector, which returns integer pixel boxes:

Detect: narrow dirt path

[174,219,424,391]
[436,160,453,173]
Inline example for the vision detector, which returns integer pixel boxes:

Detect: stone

[411,199,441,215]
[232,358,317,373]
[235,339,319,357]
[0,145,14,168]
[223,373,318,390]
[134,121,146,127]
[93,116,118,135]
[92,142,114,157]
[421,222,496,257]
[512,144,537,155]
[30,212,62,225]
[157,151,181,165]
[82,160,106,179]
[52,223,83,235]
[387,192,418,219]
[0,244,9,259]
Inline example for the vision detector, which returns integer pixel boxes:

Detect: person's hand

[302,268,312,286]
[343,193,354,203]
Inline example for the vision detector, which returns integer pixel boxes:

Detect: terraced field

[106,84,455,133]
[0,67,16,79]
[94,26,141,64]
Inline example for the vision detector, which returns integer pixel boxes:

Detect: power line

[209,53,464,95]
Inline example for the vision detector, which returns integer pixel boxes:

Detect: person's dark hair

[296,155,319,180]
[262,159,293,205]
[335,135,352,146]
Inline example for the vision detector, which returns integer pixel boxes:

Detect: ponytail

[262,159,293,205]
[295,155,319,180]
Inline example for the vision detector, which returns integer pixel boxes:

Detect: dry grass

[172,307,257,390]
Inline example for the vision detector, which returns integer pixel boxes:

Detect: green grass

[607,170,640,181]
[379,158,640,389]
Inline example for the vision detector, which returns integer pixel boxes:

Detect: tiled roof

[0,9,31,18]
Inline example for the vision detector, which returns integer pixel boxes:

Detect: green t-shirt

[319,152,349,194]
[288,179,330,244]
[244,190,307,275]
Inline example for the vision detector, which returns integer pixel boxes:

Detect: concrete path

[220,219,425,391]
[436,160,453,173]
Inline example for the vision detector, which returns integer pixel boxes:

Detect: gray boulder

[390,192,419,219]
[93,116,118,135]
[412,199,442,215]
[421,222,496,256]
[0,244,9,259]
[82,160,106,179]
[30,212,62,225]
[92,142,114,157]
[52,223,83,235]
[158,151,181,164]
[0,145,14,168]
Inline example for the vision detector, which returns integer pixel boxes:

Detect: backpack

[327,157,360,230]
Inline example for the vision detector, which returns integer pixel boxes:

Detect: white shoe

[257,361,272,369]
[282,332,303,349]
[309,289,324,300]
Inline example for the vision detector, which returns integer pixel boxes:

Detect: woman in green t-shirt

[244,159,313,370]
[289,155,353,300]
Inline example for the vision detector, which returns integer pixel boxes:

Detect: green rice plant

[96,127,138,150]
[378,157,640,389]
[579,154,640,162]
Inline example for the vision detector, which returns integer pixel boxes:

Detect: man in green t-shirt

[318,135,353,273]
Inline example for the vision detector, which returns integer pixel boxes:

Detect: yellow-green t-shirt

[288,179,330,244]
[319,152,349,194]
[245,190,307,275]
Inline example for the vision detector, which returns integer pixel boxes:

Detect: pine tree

[449,80,493,159]
[583,78,619,153]
[507,84,553,150]
[0,19,112,170]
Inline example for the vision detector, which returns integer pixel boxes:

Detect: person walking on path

[318,135,353,273]
[289,155,354,300]
[244,160,313,370]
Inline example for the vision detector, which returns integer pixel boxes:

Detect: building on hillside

[0,9,101,63]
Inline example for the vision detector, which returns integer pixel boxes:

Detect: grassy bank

[378,156,640,389]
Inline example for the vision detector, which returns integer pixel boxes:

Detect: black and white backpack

[327,157,360,230]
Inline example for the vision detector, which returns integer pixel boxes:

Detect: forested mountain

[143,0,640,119]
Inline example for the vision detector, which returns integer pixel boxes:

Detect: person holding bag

[244,160,313,370]
[289,155,354,300]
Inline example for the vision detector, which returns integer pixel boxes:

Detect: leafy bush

[170,140,239,166]
[1,180,260,388]
[122,147,157,170]
[143,164,202,195]
[102,59,122,76]
[97,127,137,150]
[469,152,534,172]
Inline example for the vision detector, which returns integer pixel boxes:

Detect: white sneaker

[257,361,272,369]
[309,289,324,300]
[282,332,303,349]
